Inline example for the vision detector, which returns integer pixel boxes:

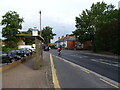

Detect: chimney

[62,36,64,39]
[58,37,60,40]
[66,34,69,38]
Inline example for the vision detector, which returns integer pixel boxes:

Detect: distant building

[55,34,92,50]
[55,35,79,49]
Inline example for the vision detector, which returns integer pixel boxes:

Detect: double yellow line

[100,78,119,88]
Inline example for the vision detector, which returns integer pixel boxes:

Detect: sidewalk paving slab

[2,52,53,88]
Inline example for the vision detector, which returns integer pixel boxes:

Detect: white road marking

[99,59,118,64]
[90,59,119,67]
[84,53,118,59]
[52,54,119,87]
[71,55,88,59]
[70,55,83,58]
[82,56,88,58]
[91,59,98,62]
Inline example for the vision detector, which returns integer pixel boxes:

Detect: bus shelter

[16,34,44,70]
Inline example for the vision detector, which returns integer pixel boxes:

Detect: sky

[0,0,119,43]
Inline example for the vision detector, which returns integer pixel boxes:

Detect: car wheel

[11,59,15,62]
[24,54,27,57]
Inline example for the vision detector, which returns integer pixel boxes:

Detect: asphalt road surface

[49,49,119,88]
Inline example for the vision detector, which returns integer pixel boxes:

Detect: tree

[73,9,94,43]
[73,2,118,52]
[42,26,56,44]
[1,11,24,48]
[95,20,120,54]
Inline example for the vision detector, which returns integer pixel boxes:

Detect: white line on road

[82,56,88,58]
[83,53,119,59]
[52,54,119,87]
[70,55,83,58]
[91,59,99,62]
[70,55,89,58]
[90,59,119,67]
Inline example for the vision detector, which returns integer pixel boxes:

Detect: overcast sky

[0,0,119,42]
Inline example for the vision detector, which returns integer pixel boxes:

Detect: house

[55,34,92,50]
[55,35,79,49]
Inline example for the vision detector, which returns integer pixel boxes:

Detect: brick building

[55,35,92,50]
[55,35,78,49]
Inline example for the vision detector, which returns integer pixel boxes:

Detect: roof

[16,34,44,41]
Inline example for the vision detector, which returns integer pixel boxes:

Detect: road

[49,49,119,88]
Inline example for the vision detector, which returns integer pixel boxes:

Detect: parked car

[20,48,31,56]
[0,51,12,63]
[25,48,33,55]
[15,49,27,57]
[7,50,22,61]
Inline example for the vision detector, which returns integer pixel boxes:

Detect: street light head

[39,11,41,14]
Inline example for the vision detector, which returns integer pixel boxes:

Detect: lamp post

[39,10,43,64]
[39,11,42,36]
[33,11,43,70]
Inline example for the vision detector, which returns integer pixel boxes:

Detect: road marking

[91,59,119,67]
[99,61,111,65]
[71,55,83,58]
[81,68,90,74]
[84,53,118,59]
[100,78,119,88]
[53,54,119,87]
[70,55,76,56]
[50,54,61,89]
[91,59,98,62]
[82,56,88,58]
[99,59,118,64]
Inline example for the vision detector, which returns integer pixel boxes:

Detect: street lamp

[39,11,41,36]
[39,10,43,65]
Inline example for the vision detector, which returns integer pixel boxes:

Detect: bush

[2,46,18,52]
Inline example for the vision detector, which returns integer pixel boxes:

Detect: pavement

[2,52,53,88]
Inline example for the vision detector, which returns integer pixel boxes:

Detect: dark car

[0,51,12,63]
[27,48,34,55]
[7,50,22,61]
[15,49,27,57]
[20,48,31,56]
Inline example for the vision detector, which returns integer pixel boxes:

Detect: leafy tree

[1,11,24,48]
[73,10,94,43]
[73,2,119,53]
[42,26,56,44]
[73,2,117,43]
